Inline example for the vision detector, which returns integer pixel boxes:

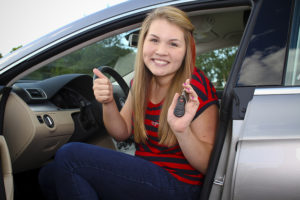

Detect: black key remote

[174,91,187,117]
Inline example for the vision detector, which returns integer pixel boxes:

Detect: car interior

[1,4,251,199]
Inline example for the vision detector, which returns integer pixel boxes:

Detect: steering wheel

[93,66,129,108]
[93,66,134,149]
[93,66,129,96]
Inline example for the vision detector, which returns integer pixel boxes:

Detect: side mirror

[128,33,139,47]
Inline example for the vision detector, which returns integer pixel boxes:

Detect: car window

[285,0,300,86]
[22,30,137,80]
[237,0,292,86]
[190,8,245,90]
[196,46,238,90]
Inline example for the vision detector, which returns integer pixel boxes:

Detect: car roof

[0,0,198,71]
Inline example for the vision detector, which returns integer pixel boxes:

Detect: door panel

[233,88,300,200]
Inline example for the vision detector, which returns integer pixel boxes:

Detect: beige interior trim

[4,92,75,173]
[0,136,13,200]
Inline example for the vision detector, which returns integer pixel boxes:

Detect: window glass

[237,0,292,86]
[196,46,238,90]
[285,0,300,86]
[191,8,247,90]
[22,31,137,80]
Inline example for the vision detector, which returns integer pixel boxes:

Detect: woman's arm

[93,68,132,141]
[167,80,219,174]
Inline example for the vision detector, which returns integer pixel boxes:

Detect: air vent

[25,88,47,100]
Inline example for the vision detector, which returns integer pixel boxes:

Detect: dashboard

[4,74,107,173]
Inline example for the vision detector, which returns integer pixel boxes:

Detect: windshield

[22,31,137,81]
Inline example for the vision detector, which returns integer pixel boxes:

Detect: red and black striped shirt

[134,67,219,185]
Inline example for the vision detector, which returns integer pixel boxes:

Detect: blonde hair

[132,6,195,146]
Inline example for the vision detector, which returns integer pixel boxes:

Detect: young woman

[39,6,219,200]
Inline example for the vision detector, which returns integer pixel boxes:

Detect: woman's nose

[155,43,168,56]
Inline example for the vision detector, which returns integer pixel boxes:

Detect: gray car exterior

[0,0,300,200]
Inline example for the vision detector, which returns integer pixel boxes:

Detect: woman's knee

[55,142,85,163]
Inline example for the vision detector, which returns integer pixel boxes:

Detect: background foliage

[196,47,238,89]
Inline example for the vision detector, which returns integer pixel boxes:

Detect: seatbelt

[0,86,12,200]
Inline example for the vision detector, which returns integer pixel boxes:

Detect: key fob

[174,91,187,117]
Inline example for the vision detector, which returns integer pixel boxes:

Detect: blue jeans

[39,142,201,200]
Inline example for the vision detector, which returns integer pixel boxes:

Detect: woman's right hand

[93,68,114,104]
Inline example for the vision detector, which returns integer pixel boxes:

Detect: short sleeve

[190,67,219,120]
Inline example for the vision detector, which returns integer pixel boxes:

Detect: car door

[209,0,300,199]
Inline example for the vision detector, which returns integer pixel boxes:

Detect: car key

[174,90,188,117]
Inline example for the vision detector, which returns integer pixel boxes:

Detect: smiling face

[143,18,186,80]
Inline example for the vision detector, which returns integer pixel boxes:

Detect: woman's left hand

[167,79,199,134]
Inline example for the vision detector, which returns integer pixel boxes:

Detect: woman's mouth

[152,59,169,66]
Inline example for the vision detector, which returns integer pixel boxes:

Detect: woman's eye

[150,38,158,43]
[170,42,178,47]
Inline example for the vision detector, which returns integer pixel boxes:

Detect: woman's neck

[149,76,173,104]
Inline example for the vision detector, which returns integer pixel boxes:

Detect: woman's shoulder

[191,67,212,88]
[191,67,218,103]
[191,68,219,119]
